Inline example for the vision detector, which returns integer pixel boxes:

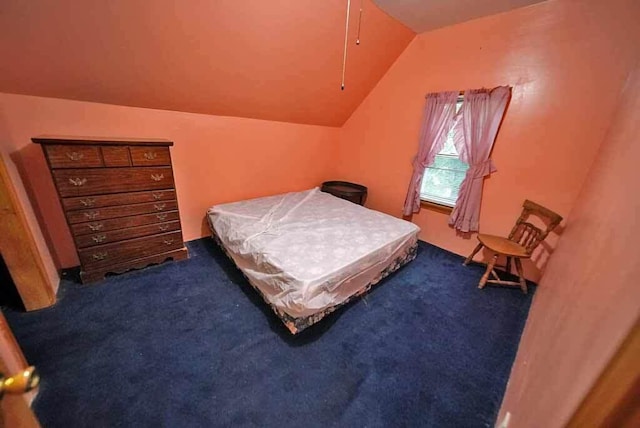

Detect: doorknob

[0,366,39,398]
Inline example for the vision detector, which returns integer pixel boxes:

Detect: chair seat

[465,200,562,294]
[477,234,529,258]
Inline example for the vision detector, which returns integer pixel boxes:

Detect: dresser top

[32,135,173,146]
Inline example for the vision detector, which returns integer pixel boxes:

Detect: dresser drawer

[66,200,178,224]
[62,190,176,211]
[71,211,180,236]
[102,146,131,167]
[45,145,103,169]
[75,220,181,248]
[53,167,173,197]
[78,231,184,269]
[130,147,171,166]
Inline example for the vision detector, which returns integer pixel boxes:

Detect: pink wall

[497,65,640,427]
[0,93,340,269]
[332,0,640,281]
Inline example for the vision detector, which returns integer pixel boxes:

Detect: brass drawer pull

[158,224,169,231]
[156,213,167,220]
[66,152,84,161]
[163,239,174,245]
[84,211,100,220]
[154,203,166,211]
[92,252,108,261]
[69,178,87,186]
[80,198,96,207]
[92,234,107,243]
[88,223,104,231]
[144,151,157,160]
[152,192,163,200]
[150,173,164,182]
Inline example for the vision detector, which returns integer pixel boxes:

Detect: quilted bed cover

[207,188,420,321]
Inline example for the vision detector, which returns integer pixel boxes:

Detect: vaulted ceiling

[1,1,548,127]
[0,0,414,126]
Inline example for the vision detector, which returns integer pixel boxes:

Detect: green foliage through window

[420,153,468,207]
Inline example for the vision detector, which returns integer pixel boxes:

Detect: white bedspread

[207,188,420,318]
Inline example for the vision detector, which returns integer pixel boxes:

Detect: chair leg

[514,258,528,294]
[464,243,484,265]
[505,256,512,275]
[479,253,498,289]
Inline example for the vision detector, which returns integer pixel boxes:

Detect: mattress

[207,188,420,333]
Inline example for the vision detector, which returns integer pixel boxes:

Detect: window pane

[420,155,468,207]
[432,155,467,171]
[419,99,465,207]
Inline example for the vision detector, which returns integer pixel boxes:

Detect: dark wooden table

[321,181,367,206]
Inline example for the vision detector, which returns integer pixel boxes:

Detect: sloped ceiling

[0,0,414,127]
[373,0,546,33]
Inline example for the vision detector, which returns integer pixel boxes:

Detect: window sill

[420,199,454,214]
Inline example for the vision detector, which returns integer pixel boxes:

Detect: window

[420,99,467,208]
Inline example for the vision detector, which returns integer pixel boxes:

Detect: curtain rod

[427,86,512,100]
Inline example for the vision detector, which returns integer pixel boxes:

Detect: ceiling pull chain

[341,0,351,90]
[356,0,363,45]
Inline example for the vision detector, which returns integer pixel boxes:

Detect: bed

[207,188,420,333]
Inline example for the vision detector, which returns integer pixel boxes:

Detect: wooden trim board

[0,154,55,310]
[567,319,640,427]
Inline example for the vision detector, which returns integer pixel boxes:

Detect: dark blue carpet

[4,239,534,427]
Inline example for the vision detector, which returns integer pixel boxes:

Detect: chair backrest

[507,200,563,254]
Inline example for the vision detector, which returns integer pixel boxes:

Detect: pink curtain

[402,91,459,216]
[449,86,511,232]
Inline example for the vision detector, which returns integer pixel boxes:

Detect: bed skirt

[212,234,418,334]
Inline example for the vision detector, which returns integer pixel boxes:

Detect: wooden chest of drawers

[33,136,189,283]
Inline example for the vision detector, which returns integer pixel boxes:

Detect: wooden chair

[463,200,563,294]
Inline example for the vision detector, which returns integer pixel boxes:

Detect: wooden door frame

[0,153,55,311]
[567,319,640,427]
[0,311,39,428]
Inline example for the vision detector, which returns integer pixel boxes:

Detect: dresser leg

[79,247,189,284]
[80,270,108,284]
